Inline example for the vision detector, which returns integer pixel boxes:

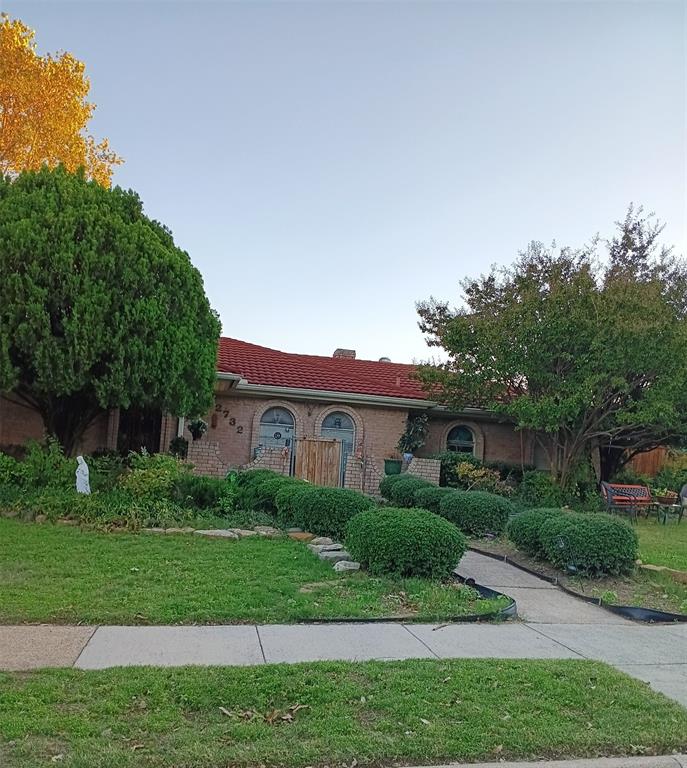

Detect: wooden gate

[295,438,342,487]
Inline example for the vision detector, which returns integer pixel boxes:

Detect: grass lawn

[1,659,685,768]
[637,517,687,571]
[0,519,506,624]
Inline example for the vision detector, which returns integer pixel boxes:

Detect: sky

[5,0,686,363]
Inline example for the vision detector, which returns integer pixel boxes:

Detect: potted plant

[653,486,678,505]
[384,454,402,475]
[397,414,429,462]
[187,418,208,441]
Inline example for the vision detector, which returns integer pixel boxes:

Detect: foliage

[0,452,19,485]
[274,483,315,527]
[10,439,75,489]
[0,14,121,186]
[396,413,429,454]
[346,507,466,579]
[173,474,226,509]
[454,461,513,496]
[539,513,639,577]
[378,473,411,501]
[388,475,432,507]
[413,485,456,513]
[431,450,481,487]
[287,486,375,539]
[169,436,189,459]
[253,475,305,514]
[507,508,565,557]
[418,207,687,487]
[219,508,277,530]
[439,490,514,536]
[518,471,566,508]
[653,463,687,494]
[118,452,188,500]
[187,418,208,441]
[0,167,221,454]
[234,469,280,510]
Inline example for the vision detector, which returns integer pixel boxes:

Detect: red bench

[600,482,653,522]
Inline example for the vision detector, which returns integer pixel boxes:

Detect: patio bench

[600,482,653,522]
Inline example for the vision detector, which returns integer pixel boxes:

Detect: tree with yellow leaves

[0,14,121,186]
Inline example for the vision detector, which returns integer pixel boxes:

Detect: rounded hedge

[388,476,432,508]
[274,483,313,527]
[438,490,514,536]
[506,508,565,557]
[278,485,375,539]
[346,507,466,579]
[253,475,304,513]
[379,473,411,501]
[235,469,281,509]
[539,513,639,576]
[413,485,456,514]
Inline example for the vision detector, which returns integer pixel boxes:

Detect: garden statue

[75,455,91,494]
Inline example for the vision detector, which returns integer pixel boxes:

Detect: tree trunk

[599,445,628,482]
[38,395,101,456]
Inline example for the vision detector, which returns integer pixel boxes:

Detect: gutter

[214,375,501,419]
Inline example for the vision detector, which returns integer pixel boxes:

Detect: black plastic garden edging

[468,544,687,624]
[294,572,517,625]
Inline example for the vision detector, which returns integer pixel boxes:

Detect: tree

[0,14,121,186]
[0,167,221,454]
[416,208,687,487]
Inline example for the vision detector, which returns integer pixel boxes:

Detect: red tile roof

[217,338,428,401]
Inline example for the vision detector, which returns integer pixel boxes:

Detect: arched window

[321,411,355,452]
[446,425,474,454]
[259,407,295,449]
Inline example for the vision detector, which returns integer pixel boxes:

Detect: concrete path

[412,757,687,768]
[1,553,684,707]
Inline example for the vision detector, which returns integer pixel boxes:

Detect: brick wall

[0,396,109,455]
[406,457,441,485]
[186,439,228,477]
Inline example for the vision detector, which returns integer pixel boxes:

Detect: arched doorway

[320,411,356,482]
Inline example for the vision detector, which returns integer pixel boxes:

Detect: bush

[413,485,456,514]
[274,483,314,527]
[431,450,481,487]
[253,476,305,514]
[518,470,565,508]
[346,507,466,579]
[507,508,565,557]
[439,490,514,536]
[218,508,277,529]
[118,451,188,500]
[235,469,281,509]
[0,452,19,485]
[388,476,432,507]
[286,486,375,539]
[12,439,75,489]
[379,473,411,501]
[173,474,227,509]
[539,513,639,576]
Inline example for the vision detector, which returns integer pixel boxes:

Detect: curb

[469,545,687,624]
[406,755,687,768]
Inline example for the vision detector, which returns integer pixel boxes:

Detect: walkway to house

[1,552,685,706]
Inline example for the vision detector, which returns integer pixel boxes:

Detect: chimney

[333,348,356,359]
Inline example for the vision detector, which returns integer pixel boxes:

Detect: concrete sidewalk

[1,552,684,707]
[2,621,685,705]
[411,757,687,768]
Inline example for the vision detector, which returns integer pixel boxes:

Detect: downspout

[177,416,185,438]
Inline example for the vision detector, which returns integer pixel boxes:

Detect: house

[0,337,547,492]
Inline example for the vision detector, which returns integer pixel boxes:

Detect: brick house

[0,337,547,492]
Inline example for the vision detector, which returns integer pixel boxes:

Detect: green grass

[0,518,505,624]
[637,518,687,571]
[0,659,685,768]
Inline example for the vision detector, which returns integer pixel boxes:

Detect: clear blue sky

[7,0,686,362]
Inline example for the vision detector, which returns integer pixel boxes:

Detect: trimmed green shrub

[118,453,188,500]
[274,483,314,528]
[506,508,565,557]
[379,473,411,501]
[254,476,305,514]
[439,490,514,536]
[413,485,456,514]
[346,507,466,579]
[539,513,639,576]
[286,486,375,538]
[388,476,432,507]
[235,469,280,509]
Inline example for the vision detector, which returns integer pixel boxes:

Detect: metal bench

[600,482,653,522]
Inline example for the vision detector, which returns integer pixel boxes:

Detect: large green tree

[417,208,687,486]
[0,167,221,454]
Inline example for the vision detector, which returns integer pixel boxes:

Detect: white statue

[75,455,91,495]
